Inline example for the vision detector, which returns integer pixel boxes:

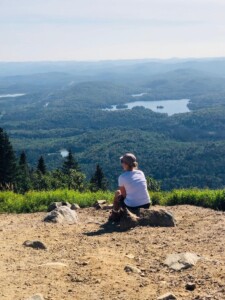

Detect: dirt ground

[0,205,225,300]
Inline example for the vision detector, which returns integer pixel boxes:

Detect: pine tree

[0,128,17,189]
[62,150,80,174]
[19,151,29,173]
[37,156,47,175]
[90,164,108,191]
[17,151,31,193]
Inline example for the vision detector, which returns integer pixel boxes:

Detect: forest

[1,58,225,190]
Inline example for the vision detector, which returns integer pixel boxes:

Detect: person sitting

[109,153,151,221]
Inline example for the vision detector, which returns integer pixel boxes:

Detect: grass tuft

[0,189,225,213]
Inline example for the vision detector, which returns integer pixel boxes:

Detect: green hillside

[1,58,225,190]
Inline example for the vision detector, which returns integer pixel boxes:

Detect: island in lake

[157,105,164,109]
[116,104,128,109]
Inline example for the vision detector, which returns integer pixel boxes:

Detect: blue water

[0,93,25,98]
[104,99,190,116]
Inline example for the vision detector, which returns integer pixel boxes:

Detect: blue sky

[0,0,225,61]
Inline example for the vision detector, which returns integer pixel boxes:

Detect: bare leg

[113,190,121,211]
[108,190,122,221]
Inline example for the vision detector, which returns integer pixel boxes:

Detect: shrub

[0,188,225,213]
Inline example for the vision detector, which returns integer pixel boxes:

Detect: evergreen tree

[37,156,47,175]
[0,128,17,189]
[62,150,80,174]
[19,151,29,173]
[17,151,31,193]
[90,164,108,191]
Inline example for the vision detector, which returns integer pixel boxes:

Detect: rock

[164,252,201,271]
[47,201,71,212]
[71,203,80,210]
[120,207,175,231]
[102,204,114,210]
[94,200,107,209]
[186,282,196,291]
[40,262,68,268]
[157,292,177,300]
[125,254,135,259]
[43,206,78,224]
[139,208,176,227]
[120,208,139,231]
[26,294,44,300]
[23,240,47,250]
[124,264,142,274]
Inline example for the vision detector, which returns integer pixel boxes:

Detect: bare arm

[119,186,126,198]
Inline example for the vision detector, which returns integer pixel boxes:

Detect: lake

[60,149,69,158]
[0,93,26,98]
[104,99,190,116]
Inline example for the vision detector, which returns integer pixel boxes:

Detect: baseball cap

[120,153,137,166]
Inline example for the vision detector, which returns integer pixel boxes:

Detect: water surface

[104,99,190,116]
[0,93,26,98]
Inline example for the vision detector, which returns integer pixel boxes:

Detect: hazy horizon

[1,0,225,62]
[1,56,225,64]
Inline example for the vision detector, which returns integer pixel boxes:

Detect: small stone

[40,262,68,268]
[124,265,142,274]
[94,200,108,209]
[23,240,47,250]
[186,282,196,291]
[157,292,177,300]
[71,276,85,282]
[95,279,101,284]
[125,254,135,259]
[26,294,44,300]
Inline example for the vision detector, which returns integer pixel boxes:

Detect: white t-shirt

[118,170,150,207]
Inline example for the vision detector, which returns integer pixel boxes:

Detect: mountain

[1,58,225,189]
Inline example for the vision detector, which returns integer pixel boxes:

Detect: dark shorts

[118,195,150,210]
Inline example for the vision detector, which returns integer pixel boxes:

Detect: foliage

[0,188,224,213]
[37,156,47,174]
[16,151,32,193]
[2,60,225,190]
[62,149,80,173]
[151,189,225,211]
[146,176,161,192]
[0,189,114,213]
[0,128,17,189]
[90,164,108,191]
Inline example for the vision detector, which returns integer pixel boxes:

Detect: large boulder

[70,203,80,210]
[120,208,175,231]
[43,206,78,224]
[47,201,71,212]
[120,209,139,231]
[139,208,175,227]
[164,252,201,271]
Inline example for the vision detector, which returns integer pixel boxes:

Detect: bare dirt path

[0,205,224,300]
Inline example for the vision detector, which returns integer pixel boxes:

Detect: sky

[0,0,225,61]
